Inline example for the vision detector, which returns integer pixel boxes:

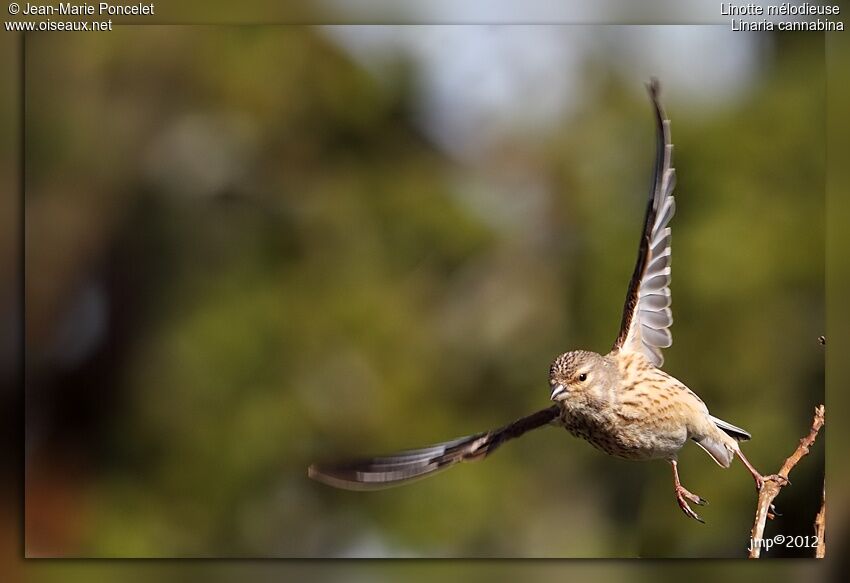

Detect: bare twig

[814,481,826,558]
[748,404,825,559]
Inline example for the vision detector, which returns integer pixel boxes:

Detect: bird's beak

[550,383,566,401]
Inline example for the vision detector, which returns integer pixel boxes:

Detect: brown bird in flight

[308,80,782,523]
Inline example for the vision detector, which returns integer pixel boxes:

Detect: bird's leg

[669,459,707,523]
[735,449,789,491]
[736,448,789,519]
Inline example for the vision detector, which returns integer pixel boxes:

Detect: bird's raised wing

[308,406,559,490]
[612,80,676,367]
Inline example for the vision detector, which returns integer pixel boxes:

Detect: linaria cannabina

[309,80,783,523]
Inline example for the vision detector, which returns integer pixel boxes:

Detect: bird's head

[548,350,611,404]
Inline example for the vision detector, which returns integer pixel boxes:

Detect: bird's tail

[693,416,752,468]
[710,415,751,441]
[308,406,559,491]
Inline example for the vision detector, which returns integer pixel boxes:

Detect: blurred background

[20,25,823,558]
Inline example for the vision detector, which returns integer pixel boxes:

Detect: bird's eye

[578,373,587,382]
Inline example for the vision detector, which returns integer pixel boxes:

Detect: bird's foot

[767,503,782,520]
[675,484,708,523]
[751,474,788,520]
[755,473,790,491]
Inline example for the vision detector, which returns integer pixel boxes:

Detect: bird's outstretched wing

[612,79,676,367]
[308,406,559,490]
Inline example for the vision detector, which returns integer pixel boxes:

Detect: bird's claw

[767,503,782,520]
[756,473,790,491]
[772,474,790,487]
[675,485,707,523]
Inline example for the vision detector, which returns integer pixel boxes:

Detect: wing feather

[640,308,672,330]
[308,406,560,490]
[612,79,677,367]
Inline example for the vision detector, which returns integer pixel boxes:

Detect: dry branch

[814,481,826,558]
[748,404,825,559]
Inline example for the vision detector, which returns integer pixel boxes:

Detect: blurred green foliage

[24,27,823,558]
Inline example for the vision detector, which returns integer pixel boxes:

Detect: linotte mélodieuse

[721,3,840,15]
[722,2,842,30]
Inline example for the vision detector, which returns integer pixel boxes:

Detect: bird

[307,80,783,523]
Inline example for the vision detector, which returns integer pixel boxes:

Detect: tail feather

[710,415,751,441]
[691,416,751,468]
[692,435,735,468]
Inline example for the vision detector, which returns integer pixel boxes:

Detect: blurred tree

[24,26,823,558]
